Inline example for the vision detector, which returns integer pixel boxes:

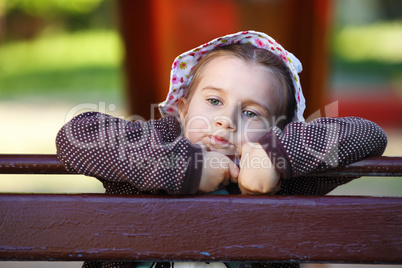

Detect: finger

[239,152,246,169]
[220,169,231,187]
[237,172,252,195]
[238,183,259,195]
[238,171,264,195]
[229,160,239,183]
[238,145,243,157]
[238,142,253,157]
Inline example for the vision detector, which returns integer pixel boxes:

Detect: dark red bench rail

[0,154,401,177]
[0,194,401,264]
[0,155,401,264]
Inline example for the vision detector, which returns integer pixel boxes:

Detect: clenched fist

[238,143,281,195]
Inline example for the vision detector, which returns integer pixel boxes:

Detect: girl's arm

[258,117,388,178]
[56,112,203,195]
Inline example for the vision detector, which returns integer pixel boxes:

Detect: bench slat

[0,154,73,174]
[0,154,402,177]
[0,194,401,263]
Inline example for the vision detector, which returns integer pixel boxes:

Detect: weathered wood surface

[0,194,401,263]
[0,154,73,174]
[0,154,402,177]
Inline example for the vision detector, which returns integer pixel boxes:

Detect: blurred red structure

[332,90,402,129]
[117,0,330,120]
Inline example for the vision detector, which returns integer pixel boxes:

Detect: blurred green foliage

[330,20,402,89]
[0,30,121,75]
[5,0,103,16]
[331,0,402,90]
[0,30,123,102]
[0,0,123,103]
[333,21,402,63]
[1,0,116,40]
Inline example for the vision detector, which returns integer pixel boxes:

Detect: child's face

[180,56,280,157]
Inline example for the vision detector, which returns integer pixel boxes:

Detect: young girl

[56,31,388,268]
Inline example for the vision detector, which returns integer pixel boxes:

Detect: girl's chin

[202,146,240,166]
[209,147,239,159]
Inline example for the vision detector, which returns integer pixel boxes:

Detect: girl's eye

[243,110,258,119]
[208,98,222,106]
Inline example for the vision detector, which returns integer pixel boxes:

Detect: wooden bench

[0,154,401,264]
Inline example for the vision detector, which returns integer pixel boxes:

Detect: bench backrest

[0,154,401,264]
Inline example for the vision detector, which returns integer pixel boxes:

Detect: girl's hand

[198,151,239,193]
[238,143,281,195]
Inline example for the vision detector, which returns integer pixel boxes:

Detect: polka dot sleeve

[56,112,203,195]
[258,117,388,179]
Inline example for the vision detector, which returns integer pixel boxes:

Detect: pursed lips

[203,135,239,160]
[208,135,232,148]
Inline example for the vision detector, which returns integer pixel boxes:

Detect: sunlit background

[0,0,401,267]
[0,0,122,194]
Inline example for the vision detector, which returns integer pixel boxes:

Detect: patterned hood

[159,30,306,122]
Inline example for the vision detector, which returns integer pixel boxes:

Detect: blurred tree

[0,0,4,40]
[5,0,103,17]
[382,0,402,20]
[3,0,114,41]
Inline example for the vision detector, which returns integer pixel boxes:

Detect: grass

[331,20,402,89]
[0,65,123,102]
[332,20,402,63]
[0,29,124,103]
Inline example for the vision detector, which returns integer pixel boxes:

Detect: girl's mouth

[209,135,231,147]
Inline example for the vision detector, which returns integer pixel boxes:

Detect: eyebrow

[201,86,225,93]
[201,86,272,116]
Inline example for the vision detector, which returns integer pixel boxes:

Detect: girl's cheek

[241,132,263,146]
[186,132,203,144]
[183,118,211,143]
[240,121,270,144]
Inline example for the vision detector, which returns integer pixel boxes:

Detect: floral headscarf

[159,30,306,122]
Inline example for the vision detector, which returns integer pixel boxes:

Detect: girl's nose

[214,115,237,131]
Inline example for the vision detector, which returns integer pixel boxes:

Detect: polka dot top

[258,116,387,195]
[56,112,387,268]
[56,112,203,195]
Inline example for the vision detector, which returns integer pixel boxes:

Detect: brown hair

[184,43,296,128]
